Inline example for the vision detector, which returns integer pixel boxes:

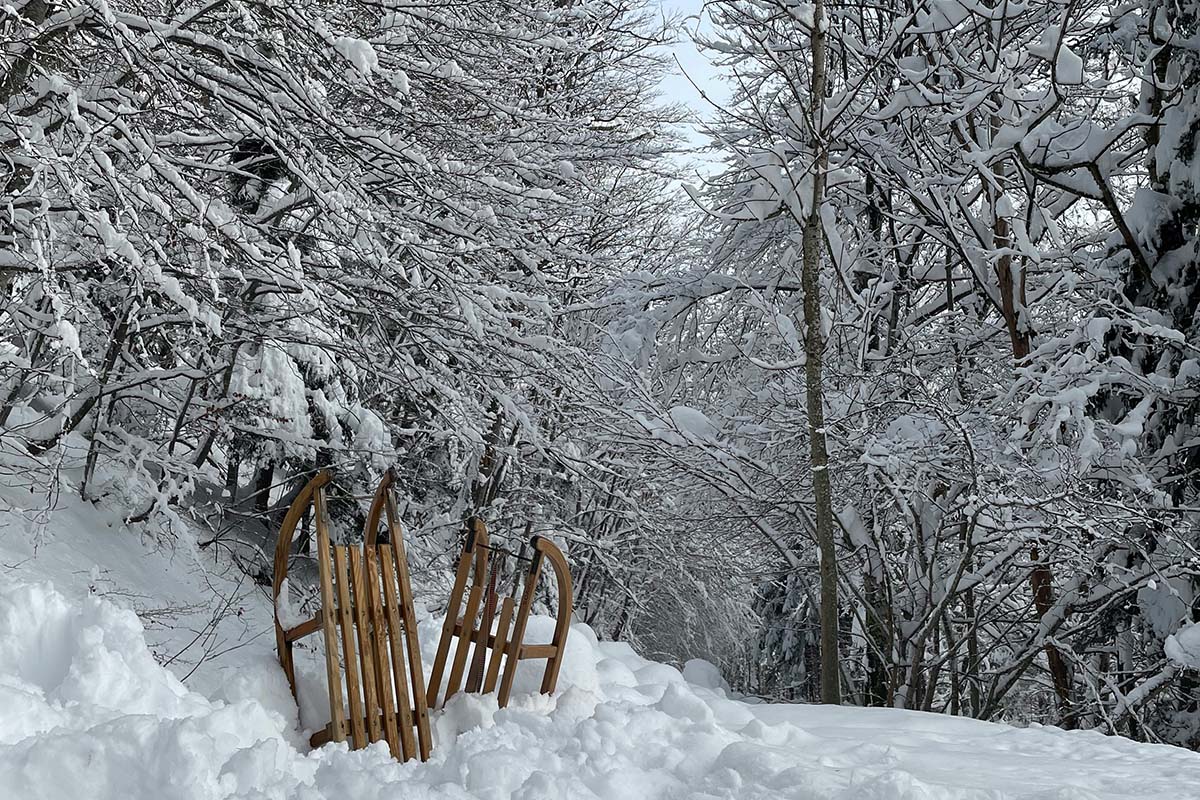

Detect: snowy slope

[3,484,1200,799]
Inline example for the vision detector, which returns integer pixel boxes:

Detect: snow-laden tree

[1007,0,1200,742]
[0,0,681,580]
[599,0,1200,740]
[6,0,1199,747]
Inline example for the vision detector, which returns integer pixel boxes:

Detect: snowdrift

[3,579,1200,800]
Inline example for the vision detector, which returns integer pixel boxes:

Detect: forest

[2,0,1199,752]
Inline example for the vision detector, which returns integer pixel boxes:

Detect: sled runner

[426,518,573,710]
[272,470,432,762]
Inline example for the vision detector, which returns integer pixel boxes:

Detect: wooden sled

[272,470,432,761]
[426,518,573,709]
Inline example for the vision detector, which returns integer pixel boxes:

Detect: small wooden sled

[426,518,573,709]
[272,470,432,761]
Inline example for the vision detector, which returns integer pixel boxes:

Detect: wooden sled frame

[426,518,573,709]
[272,470,432,761]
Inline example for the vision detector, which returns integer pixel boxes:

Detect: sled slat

[314,490,346,743]
[309,720,348,748]
[427,528,478,708]
[466,587,496,693]
[351,547,383,744]
[333,546,367,748]
[284,616,322,642]
[432,628,561,657]
[519,644,558,660]
[483,596,515,693]
[379,545,417,761]
[364,547,400,757]
[497,555,542,708]
[447,584,484,699]
[385,494,432,761]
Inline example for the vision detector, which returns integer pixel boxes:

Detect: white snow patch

[334,37,379,75]
[669,405,719,440]
[683,658,729,692]
[1056,44,1084,85]
[1166,624,1200,670]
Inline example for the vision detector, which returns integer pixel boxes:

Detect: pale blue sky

[653,0,728,173]
[655,0,727,114]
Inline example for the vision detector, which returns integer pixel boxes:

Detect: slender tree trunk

[962,525,981,717]
[801,0,840,706]
[252,460,275,517]
[996,211,1074,724]
[224,457,240,501]
[863,571,889,706]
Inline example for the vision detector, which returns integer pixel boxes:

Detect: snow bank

[3,581,1199,799]
[1,470,1198,799]
[0,582,303,799]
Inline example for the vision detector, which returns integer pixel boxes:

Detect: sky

[652,0,729,174]
[654,1,727,114]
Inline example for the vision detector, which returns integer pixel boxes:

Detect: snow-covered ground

[3,477,1200,799]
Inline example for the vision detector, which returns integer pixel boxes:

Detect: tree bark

[252,460,275,517]
[996,212,1074,724]
[801,0,840,706]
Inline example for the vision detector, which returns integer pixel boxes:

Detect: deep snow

[3,475,1200,799]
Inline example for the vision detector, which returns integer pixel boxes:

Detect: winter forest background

[3,0,1199,749]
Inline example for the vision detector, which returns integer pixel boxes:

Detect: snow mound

[0,582,300,799]
[0,583,200,742]
[2,581,1199,799]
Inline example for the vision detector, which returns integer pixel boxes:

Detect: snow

[1056,44,1084,85]
[275,578,308,630]
[1026,26,1084,83]
[787,3,816,28]
[334,37,379,76]
[920,0,971,31]
[669,405,719,439]
[2,481,1200,799]
[229,344,316,450]
[682,658,729,692]
[346,403,393,471]
[51,319,84,362]
[1166,624,1200,670]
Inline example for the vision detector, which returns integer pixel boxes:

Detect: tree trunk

[252,460,275,517]
[962,525,981,717]
[224,457,240,501]
[863,571,890,706]
[801,0,840,706]
[996,213,1074,724]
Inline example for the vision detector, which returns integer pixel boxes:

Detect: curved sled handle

[496,534,574,706]
[363,467,397,548]
[364,469,433,760]
[272,470,333,698]
[272,470,333,611]
[532,535,573,694]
